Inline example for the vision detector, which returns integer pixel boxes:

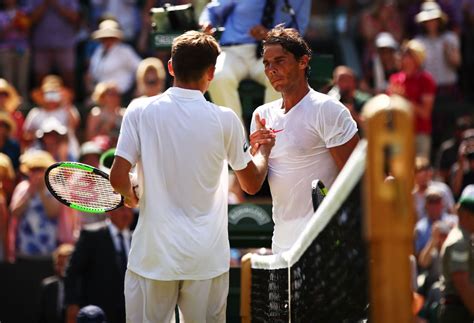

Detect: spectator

[361,32,400,95]
[388,39,436,159]
[0,153,15,262]
[79,140,103,168]
[415,186,457,257]
[135,57,166,98]
[85,19,141,102]
[438,185,474,323]
[0,78,24,142]
[87,0,141,44]
[436,115,473,184]
[29,0,80,89]
[0,0,32,100]
[414,156,455,220]
[76,141,107,227]
[86,82,124,147]
[24,75,80,160]
[10,150,59,258]
[327,65,371,130]
[450,130,474,197]
[199,0,311,122]
[417,221,451,322]
[414,1,462,151]
[37,243,74,323]
[359,0,403,83]
[0,111,20,171]
[34,118,70,162]
[65,207,134,323]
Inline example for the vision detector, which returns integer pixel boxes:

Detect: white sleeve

[115,104,141,166]
[222,108,252,171]
[317,99,358,148]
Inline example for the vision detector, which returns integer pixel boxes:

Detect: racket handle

[130,172,140,199]
[311,179,327,212]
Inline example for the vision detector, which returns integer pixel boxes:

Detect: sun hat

[415,1,448,24]
[35,118,68,139]
[0,111,16,136]
[0,78,21,113]
[375,32,398,50]
[92,19,123,40]
[0,153,15,180]
[31,75,73,107]
[91,81,120,105]
[19,150,56,175]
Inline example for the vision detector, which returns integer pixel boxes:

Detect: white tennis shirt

[116,87,252,280]
[251,89,358,253]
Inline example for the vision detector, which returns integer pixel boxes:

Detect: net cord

[251,139,367,270]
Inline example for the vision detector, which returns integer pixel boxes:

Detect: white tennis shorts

[125,269,229,323]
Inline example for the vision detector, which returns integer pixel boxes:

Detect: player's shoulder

[127,94,164,113]
[444,226,468,251]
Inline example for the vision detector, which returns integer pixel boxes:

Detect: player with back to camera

[250,26,360,254]
[109,31,275,322]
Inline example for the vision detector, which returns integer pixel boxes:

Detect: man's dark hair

[171,31,221,83]
[263,25,313,78]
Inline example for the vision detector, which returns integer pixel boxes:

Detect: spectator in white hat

[85,19,141,103]
[361,32,400,94]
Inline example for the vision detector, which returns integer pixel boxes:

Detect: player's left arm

[328,134,359,171]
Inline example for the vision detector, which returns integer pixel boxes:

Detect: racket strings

[48,167,121,210]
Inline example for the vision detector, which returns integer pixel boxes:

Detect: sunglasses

[144,78,159,85]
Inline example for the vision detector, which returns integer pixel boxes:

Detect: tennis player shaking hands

[109,31,274,322]
[250,26,360,254]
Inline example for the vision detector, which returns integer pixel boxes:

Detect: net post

[240,253,252,323]
[363,94,415,323]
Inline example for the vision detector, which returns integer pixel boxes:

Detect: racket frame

[45,161,124,213]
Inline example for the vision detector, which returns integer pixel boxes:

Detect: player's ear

[299,55,309,71]
[168,59,175,77]
[207,66,215,81]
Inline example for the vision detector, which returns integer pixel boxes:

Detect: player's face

[263,44,305,93]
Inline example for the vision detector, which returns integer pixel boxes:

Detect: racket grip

[311,179,327,212]
[130,172,140,199]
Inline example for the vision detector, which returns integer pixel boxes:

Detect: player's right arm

[237,113,275,194]
[235,140,274,195]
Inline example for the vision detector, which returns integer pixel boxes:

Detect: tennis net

[247,140,369,322]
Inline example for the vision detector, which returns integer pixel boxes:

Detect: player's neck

[173,78,208,94]
[281,82,310,113]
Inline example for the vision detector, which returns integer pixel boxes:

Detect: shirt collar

[166,86,206,101]
[106,219,130,238]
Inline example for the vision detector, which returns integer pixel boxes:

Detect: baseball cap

[375,32,398,50]
[77,305,107,323]
[80,141,103,157]
[459,185,474,213]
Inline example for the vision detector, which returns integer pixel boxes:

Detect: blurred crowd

[0,0,473,322]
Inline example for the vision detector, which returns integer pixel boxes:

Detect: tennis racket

[311,179,328,212]
[45,161,123,213]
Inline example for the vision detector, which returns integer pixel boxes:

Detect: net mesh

[250,145,369,322]
[47,166,122,211]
